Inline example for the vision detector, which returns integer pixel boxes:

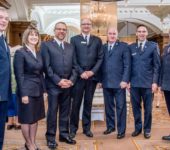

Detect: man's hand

[61,80,73,88]
[152,83,158,93]
[22,96,29,104]
[80,72,88,79]
[120,81,128,89]
[58,79,73,88]
[86,71,94,78]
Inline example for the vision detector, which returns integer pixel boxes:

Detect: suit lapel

[63,42,67,53]
[108,41,119,56]
[88,35,94,47]
[51,39,64,53]
[24,46,38,61]
[135,43,140,54]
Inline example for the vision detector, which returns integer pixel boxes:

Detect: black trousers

[130,87,153,133]
[70,78,97,133]
[46,88,71,142]
[164,90,170,115]
[103,88,127,134]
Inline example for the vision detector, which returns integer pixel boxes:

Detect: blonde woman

[14,23,46,150]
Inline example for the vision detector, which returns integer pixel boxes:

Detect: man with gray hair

[100,26,130,139]
[0,7,11,150]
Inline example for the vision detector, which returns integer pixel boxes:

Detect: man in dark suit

[129,25,161,139]
[0,7,11,150]
[70,18,103,138]
[100,27,130,139]
[41,22,77,149]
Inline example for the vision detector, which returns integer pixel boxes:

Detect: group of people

[0,6,170,150]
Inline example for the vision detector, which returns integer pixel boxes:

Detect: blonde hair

[22,21,41,52]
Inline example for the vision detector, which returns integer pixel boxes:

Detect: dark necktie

[84,35,88,45]
[0,35,7,52]
[108,45,112,54]
[139,43,143,52]
[60,43,63,50]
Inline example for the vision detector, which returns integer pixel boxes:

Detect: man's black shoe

[83,131,93,137]
[162,135,170,141]
[103,128,115,135]
[47,140,58,149]
[69,132,76,139]
[144,132,151,139]
[59,136,76,145]
[131,130,142,137]
[117,133,125,139]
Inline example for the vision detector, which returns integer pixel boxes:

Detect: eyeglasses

[81,23,92,26]
[137,30,147,33]
[55,28,67,32]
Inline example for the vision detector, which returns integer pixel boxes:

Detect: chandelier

[90,1,106,27]
[90,0,122,34]
[90,1,111,33]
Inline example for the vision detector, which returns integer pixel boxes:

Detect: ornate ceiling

[5,0,170,35]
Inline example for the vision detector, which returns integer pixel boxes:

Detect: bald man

[100,27,131,139]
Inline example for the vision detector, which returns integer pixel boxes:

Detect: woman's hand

[22,96,29,104]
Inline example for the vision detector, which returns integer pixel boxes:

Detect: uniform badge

[81,41,87,44]
[132,52,137,56]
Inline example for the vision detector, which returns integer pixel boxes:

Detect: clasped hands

[58,79,73,88]
[80,71,94,79]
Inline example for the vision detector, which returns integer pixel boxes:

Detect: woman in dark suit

[14,23,45,150]
[160,32,170,141]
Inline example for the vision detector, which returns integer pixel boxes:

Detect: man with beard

[41,22,77,149]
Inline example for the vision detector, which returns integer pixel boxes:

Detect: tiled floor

[3,93,170,150]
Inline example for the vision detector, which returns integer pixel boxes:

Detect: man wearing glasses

[41,22,77,149]
[70,18,103,138]
[129,25,161,139]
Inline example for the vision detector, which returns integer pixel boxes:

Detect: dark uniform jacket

[129,41,161,88]
[70,34,103,81]
[0,37,11,101]
[101,41,131,88]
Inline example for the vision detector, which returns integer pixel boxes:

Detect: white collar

[138,40,146,46]
[82,33,90,39]
[54,37,64,46]
[108,42,115,47]
[26,45,36,57]
[0,32,5,37]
